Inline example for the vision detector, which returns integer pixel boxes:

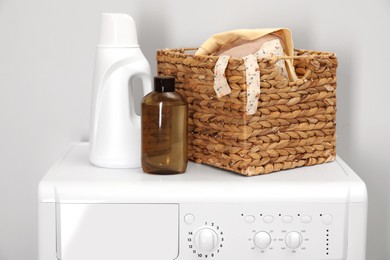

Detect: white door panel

[57,203,179,260]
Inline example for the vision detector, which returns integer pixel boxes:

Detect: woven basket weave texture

[157,48,337,176]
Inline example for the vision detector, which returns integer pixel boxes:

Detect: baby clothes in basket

[196,28,298,115]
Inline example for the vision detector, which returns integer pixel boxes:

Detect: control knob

[253,231,271,249]
[194,228,219,253]
[285,231,303,249]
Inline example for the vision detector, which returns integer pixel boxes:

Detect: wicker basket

[157,48,337,176]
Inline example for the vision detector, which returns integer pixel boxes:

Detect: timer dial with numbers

[194,228,219,253]
[187,222,224,258]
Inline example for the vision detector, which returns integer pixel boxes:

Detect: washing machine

[38,142,367,260]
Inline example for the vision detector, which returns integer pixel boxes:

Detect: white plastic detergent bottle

[89,13,152,168]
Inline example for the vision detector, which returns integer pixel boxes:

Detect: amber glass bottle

[141,76,188,174]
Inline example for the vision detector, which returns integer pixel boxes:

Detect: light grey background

[0,0,389,259]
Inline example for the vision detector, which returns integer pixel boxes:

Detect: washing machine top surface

[38,143,367,204]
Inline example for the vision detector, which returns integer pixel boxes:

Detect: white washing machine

[38,142,367,260]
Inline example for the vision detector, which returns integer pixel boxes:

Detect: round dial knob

[253,231,271,249]
[285,231,303,249]
[194,228,219,253]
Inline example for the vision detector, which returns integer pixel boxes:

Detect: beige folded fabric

[215,34,281,57]
[195,28,298,81]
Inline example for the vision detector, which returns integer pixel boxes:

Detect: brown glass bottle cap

[154,76,175,92]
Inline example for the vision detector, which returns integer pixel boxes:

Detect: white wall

[0,0,389,259]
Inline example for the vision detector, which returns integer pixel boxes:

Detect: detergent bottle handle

[126,62,152,129]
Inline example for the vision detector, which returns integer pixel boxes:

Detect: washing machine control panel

[179,203,346,260]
